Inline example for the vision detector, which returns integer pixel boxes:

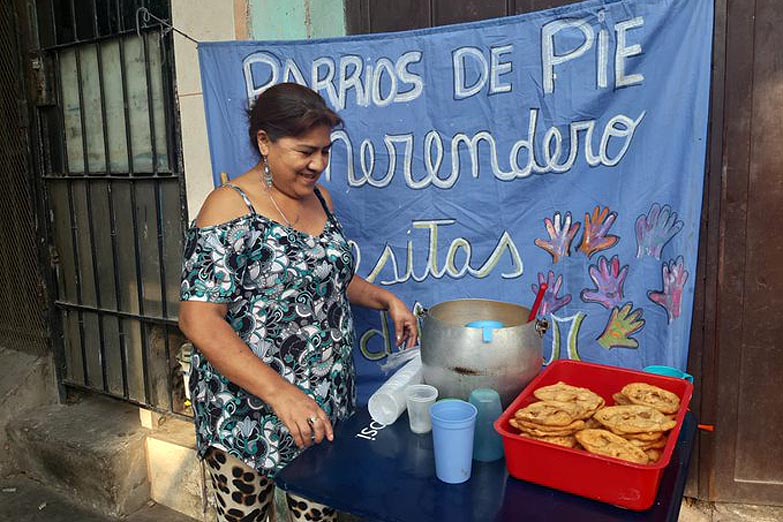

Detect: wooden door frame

[685,0,724,502]
[695,0,783,505]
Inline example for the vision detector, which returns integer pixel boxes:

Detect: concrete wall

[171,0,249,220]
[249,0,345,39]
[173,0,346,219]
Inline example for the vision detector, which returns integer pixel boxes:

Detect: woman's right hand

[268,384,334,448]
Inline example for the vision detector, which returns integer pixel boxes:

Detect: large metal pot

[420,299,547,407]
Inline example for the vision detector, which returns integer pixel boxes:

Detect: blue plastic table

[276,408,697,522]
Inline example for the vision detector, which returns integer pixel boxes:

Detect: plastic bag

[378,346,421,374]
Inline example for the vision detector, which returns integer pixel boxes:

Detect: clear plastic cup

[405,384,439,434]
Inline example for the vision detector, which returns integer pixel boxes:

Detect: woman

[179,83,418,521]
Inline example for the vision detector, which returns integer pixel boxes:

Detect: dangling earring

[262,156,273,188]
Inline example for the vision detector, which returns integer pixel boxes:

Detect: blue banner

[199,0,713,404]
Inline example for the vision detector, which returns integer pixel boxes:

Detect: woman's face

[259,124,333,199]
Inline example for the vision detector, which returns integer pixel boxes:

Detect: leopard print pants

[205,447,338,522]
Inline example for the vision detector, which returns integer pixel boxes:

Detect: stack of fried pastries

[509,381,681,465]
[509,382,604,449]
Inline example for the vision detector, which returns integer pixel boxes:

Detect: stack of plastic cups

[430,400,478,484]
[367,357,422,425]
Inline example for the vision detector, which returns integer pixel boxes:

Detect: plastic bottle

[368,356,423,425]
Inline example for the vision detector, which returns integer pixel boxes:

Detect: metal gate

[0,1,49,357]
[30,0,188,414]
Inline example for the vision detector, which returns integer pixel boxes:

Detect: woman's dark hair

[248,83,342,150]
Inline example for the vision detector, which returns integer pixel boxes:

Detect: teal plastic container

[643,365,694,383]
[469,388,505,462]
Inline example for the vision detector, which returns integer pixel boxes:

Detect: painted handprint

[648,256,688,323]
[579,206,619,258]
[597,302,645,350]
[534,211,581,263]
[580,255,629,309]
[532,271,572,318]
[635,203,684,259]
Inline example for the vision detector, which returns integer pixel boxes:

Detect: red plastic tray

[494,360,693,511]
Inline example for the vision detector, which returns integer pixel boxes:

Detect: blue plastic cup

[469,388,505,462]
[643,365,694,383]
[430,400,478,484]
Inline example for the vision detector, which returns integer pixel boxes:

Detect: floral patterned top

[180,185,356,477]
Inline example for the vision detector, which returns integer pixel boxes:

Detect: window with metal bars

[34,0,189,415]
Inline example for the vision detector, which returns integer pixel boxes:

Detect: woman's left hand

[345,275,419,348]
[388,297,419,348]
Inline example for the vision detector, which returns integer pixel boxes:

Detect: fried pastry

[584,417,602,429]
[645,448,662,463]
[622,430,668,441]
[519,432,577,448]
[627,434,668,450]
[621,382,681,415]
[594,405,677,435]
[514,400,585,427]
[513,420,585,438]
[533,382,606,418]
[575,429,650,464]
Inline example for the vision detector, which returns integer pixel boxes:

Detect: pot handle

[535,318,549,338]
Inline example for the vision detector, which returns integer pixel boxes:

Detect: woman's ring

[307,416,318,426]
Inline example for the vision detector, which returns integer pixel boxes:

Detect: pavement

[678,497,783,522]
[3,472,783,522]
[0,474,200,522]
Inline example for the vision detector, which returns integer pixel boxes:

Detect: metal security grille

[0,1,49,356]
[35,0,188,414]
